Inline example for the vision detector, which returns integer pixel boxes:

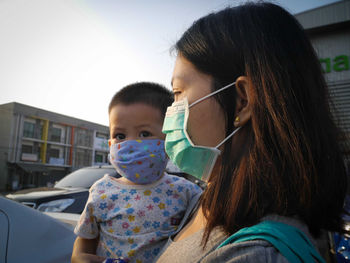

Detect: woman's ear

[234,76,252,127]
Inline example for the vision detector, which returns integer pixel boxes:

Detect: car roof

[81,165,114,169]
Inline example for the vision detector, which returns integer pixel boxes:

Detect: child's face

[109,103,165,145]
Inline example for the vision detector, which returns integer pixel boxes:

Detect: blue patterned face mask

[162,82,240,181]
[109,139,168,184]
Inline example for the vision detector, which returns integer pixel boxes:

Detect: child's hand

[71,252,106,263]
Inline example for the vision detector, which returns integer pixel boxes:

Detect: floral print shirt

[74,172,202,263]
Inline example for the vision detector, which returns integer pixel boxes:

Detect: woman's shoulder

[156,226,287,263]
[201,214,320,263]
[201,239,289,263]
[199,216,291,263]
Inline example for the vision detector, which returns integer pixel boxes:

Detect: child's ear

[108,139,111,147]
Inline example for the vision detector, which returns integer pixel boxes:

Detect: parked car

[0,196,76,263]
[6,165,119,213]
[44,211,81,229]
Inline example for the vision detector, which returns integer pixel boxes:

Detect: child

[73,82,203,263]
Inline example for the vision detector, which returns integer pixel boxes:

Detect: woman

[157,2,348,262]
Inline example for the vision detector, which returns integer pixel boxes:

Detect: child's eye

[139,131,151,138]
[114,133,125,140]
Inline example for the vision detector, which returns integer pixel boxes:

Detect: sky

[0,0,341,126]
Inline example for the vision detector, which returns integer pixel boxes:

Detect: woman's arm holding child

[71,237,105,263]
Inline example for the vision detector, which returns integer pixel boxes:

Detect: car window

[55,168,117,188]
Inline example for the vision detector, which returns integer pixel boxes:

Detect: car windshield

[55,168,117,188]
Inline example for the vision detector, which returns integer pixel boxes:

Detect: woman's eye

[173,91,181,97]
[139,131,151,138]
[173,90,183,101]
[115,133,125,140]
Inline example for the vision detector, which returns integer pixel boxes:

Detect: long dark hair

[175,2,348,243]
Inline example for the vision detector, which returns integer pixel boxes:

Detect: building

[0,102,110,191]
[295,0,350,159]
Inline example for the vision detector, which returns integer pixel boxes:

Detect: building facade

[0,102,110,191]
[295,0,350,159]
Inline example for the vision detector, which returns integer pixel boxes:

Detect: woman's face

[171,55,226,149]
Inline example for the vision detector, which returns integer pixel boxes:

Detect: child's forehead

[109,102,163,125]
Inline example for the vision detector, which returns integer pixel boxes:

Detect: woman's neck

[174,205,206,242]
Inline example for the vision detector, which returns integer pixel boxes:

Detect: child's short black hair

[108,82,173,118]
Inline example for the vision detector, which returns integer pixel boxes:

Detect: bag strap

[216,220,325,263]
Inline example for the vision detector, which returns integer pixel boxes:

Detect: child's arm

[71,236,105,263]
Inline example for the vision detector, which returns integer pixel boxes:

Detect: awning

[16,163,50,173]
[8,162,70,173]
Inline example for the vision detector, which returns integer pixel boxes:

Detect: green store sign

[320,55,349,73]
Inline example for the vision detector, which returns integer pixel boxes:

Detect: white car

[44,211,80,229]
[0,196,76,263]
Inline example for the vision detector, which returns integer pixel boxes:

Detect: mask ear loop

[189,82,236,108]
[216,126,241,149]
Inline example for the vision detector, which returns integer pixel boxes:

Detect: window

[96,132,108,139]
[49,148,60,158]
[76,129,93,147]
[48,146,64,165]
[23,121,35,138]
[22,144,33,154]
[94,150,108,164]
[74,149,92,167]
[21,143,38,162]
[94,151,108,164]
[95,154,103,163]
[51,127,62,142]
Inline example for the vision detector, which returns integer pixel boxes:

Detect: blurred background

[0,0,343,125]
[0,0,349,192]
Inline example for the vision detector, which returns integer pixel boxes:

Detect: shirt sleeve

[179,178,203,207]
[191,183,203,198]
[185,179,203,201]
[74,187,99,239]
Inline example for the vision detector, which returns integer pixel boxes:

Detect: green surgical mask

[162,82,240,181]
